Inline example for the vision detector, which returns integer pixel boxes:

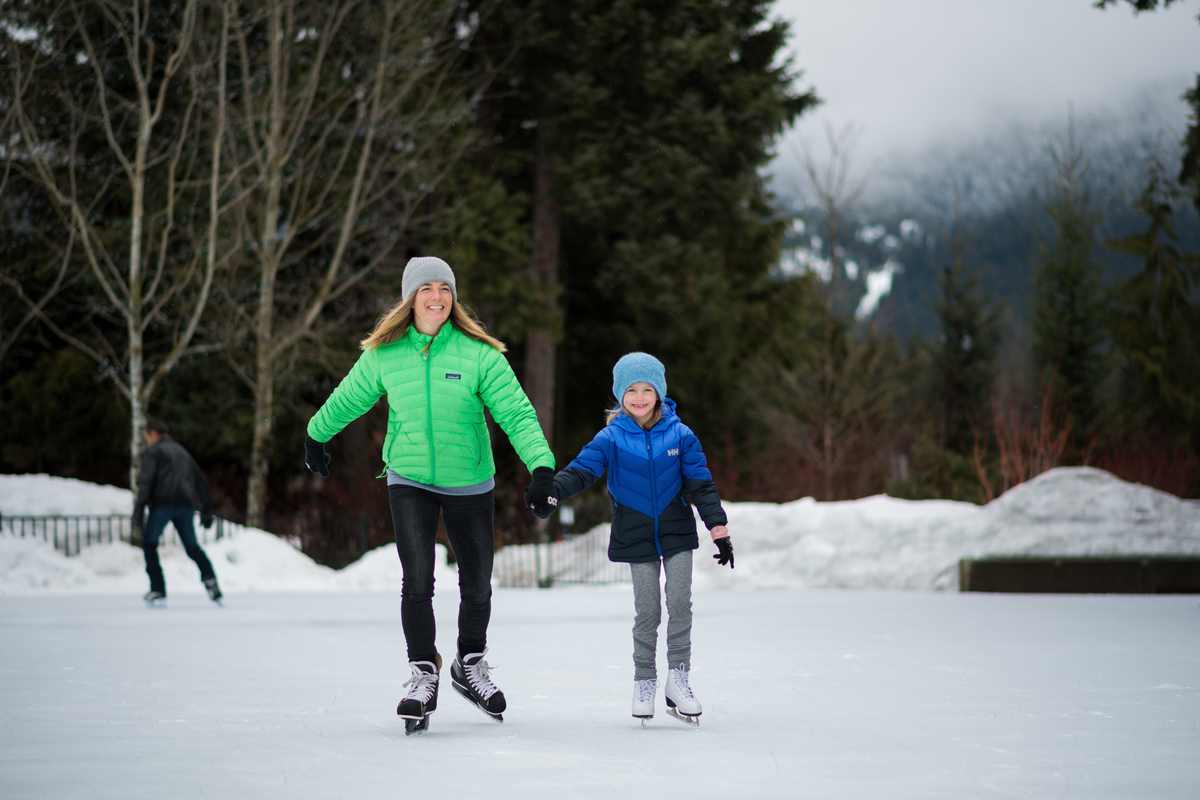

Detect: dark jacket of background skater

[133,418,222,607]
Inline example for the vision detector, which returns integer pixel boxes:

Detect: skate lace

[670,665,695,702]
[462,653,499,700]
[402,663,439,703]
[635,679,657,703]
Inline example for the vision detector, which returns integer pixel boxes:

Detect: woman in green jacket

[305,256,557,734]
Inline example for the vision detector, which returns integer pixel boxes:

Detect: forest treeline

[2,0,1198,547]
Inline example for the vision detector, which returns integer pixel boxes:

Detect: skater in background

[528,352,734,726]
[305,256,555,735]
[133,418,222,606]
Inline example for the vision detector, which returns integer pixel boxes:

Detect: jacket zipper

[646,429,663,558]
[424,344,436,485]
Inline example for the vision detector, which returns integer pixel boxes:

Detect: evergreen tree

[473,0,818,456]
[1105,154,1200,444]
[890,211,1002,504]
[1029,121,1106,441]
[932,218,1003,455]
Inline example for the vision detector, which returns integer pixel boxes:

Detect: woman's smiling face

[412,281,452,334]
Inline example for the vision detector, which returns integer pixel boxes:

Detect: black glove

[305,435,331,478]
[713,537,734,569]
[200,513,214,529]
[524,467,558,519]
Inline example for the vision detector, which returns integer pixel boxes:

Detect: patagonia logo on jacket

[445,373,462,380]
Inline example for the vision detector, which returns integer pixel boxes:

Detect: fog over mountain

[771,83,1200,342]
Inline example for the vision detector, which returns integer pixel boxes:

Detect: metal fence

[493,523,630,588]
[0,513,238,557]
[1,505,629,587]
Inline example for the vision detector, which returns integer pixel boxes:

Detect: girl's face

[412,281,452,335]
[622,382,658,423]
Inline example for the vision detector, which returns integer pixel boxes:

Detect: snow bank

[693,467,1200,591]
[0,473,133,515]
[3,467,1197,595]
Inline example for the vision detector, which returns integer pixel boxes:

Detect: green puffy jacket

[307,323,553,486]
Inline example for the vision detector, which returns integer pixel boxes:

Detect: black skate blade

[450,680,504,723]
[666,708,700,727]
[404,716,431,736]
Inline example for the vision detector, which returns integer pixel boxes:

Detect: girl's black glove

[713,537,734,569]
[305,435,331,478]
[524,467,558,519]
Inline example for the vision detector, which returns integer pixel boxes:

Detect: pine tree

[1105,154,1200,443]
[1029,119,1106,442]
[473,0,818,455]
[932,208,1004,455]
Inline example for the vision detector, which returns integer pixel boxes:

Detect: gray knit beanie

[612,352,667,403]
[402,256,457,301]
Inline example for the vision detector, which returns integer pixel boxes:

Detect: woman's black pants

[388,484,494,664]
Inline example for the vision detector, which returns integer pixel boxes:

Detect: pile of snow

[0,474,134,516]
[3,467,1198,595]
[693,467,1200,590]
[0,473,456,596]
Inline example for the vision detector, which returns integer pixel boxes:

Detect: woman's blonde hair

[605,396,662,429]
[360,292,506,352]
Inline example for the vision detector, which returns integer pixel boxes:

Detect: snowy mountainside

[776,85,1200,339]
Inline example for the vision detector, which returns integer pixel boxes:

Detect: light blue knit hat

[612,352,667,403]
[402,256,457,301]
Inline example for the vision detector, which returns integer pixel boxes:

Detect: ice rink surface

[2,587,1197,799]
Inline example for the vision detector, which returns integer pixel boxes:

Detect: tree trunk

[525,127,560,446]
[245,0,285,529]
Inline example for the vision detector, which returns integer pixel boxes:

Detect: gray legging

[629,550,693,681]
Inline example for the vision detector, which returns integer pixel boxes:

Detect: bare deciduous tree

[2,0,231,497]
[215,0,493,526]
[784,122,883,498]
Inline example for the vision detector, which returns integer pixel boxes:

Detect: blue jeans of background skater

[142,505,216,595]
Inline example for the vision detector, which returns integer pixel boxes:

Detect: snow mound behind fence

[3,467,1198,594]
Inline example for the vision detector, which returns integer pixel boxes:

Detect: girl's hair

[360,291,506,352]
[605,395,663,429]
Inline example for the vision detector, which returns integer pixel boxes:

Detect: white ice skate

[664,663,701,726]
[632,679,657,727]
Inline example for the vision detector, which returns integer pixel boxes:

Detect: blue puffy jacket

[552,398,727,563]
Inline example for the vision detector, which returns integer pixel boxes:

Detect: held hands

[304,435,331,478]
[524,467,558,519]
[711,525,734,569]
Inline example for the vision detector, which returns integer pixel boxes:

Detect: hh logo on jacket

[667,448,679,456]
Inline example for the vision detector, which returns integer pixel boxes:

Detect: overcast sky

[770,0,1199,180]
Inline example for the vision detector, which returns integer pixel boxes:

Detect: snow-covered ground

[1,468,1198,798]
[4,467,1197,595]
[2,589,1197,799]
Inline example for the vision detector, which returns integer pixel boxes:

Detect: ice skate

[450,647,505,722]
[664,663,701,727]
[632,679,657,727]
[143,590,166,608]
[204,578,223,606]
[397,655,441,736]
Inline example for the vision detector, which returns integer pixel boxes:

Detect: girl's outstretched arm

[679,428,728,531]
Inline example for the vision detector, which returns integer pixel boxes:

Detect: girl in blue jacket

[531,352,734,725]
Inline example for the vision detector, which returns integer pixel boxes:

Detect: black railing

[1,504,629,587]
[0,513,236,557]
[258,513,395,570]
